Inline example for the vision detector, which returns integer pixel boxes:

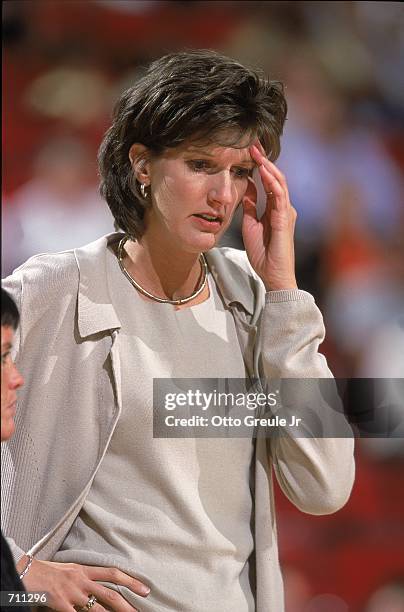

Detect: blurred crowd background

[2,1,404,610]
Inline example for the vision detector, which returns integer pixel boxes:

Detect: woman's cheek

[180,174,207,199]
[233,181,248,210]
[222,202,239,233]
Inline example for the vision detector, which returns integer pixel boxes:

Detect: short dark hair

[1,289,19,330]
[98,49,287,239]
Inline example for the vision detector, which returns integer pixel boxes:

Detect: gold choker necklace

[117,236,208,305]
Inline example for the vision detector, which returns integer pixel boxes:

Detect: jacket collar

[75,234,122,338]
[205,247,256,316]
[75,233,255,338]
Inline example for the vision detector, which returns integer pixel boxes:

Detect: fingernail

[141,586,151,597]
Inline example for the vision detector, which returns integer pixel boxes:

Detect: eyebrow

[186,149,254,165]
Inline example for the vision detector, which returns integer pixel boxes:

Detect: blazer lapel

[206,248,262,380]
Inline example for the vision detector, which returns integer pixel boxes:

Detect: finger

[91,604,108,612]
[258,165,285,211]
[291,206,298,228]
[86,583,138,612]
[250,145,290,197]
[250,143,264,165]
[57,585,90,612]
[250,146,284,196]
[253,139,266,156]
[244,175,258,205]
[85,567,150,598]
[74,594,107,612]
[263,162,290,201]
[61,605,80,612]
[241,197,267,252]
[242,195,258,223]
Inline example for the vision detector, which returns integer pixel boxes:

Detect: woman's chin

[1,419,15,442]
[189,233,217,253]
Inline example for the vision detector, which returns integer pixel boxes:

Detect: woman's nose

[207,171,236,207]
[10,362,24,390]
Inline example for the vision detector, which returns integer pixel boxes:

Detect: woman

[1,289,31,612]
[2,50,355,612]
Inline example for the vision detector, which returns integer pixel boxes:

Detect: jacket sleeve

[1,254,80,562]
[257,288,355,515]
[3,537,26,566]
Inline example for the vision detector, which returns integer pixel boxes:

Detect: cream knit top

[54,262,256,611]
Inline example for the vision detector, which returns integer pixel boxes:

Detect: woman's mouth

[192,213,223,232]
[6,401,16,415]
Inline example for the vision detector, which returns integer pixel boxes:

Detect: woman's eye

[188,160,210,172]
[233,167,251,179]
[1,351,11,366]
[187,161,251,178]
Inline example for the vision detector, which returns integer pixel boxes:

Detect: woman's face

[143,136,256,253]
[1,325,24,442]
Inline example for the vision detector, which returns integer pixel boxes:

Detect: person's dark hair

[1,289,19,330]
[98,49,287,239]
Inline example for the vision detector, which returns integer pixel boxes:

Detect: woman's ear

[129,143,151,185]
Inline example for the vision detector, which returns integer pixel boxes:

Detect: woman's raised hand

[19,557,150,612]
[241,142,298,291]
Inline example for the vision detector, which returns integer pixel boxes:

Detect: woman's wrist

[16,553,34,580]
[262,279,298,291]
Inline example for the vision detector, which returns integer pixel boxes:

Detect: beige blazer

[1,233,355,612]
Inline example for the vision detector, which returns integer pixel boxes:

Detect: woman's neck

[122,232,204,302]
